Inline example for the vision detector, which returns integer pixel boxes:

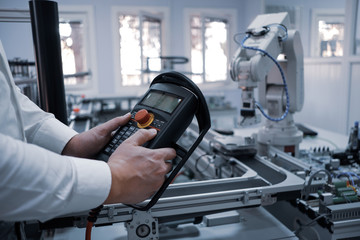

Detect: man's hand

[62,113,176,205]
[62,113,131,158]
[104,128,176,204]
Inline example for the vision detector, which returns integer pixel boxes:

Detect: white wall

[296,60,349,134]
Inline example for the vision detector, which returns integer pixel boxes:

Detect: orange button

[135,109,151,125]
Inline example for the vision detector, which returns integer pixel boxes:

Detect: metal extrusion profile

[40,126,305,232]
[268,146,312,173]
[49,153,304,229]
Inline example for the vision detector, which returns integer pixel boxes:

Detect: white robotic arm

[230,12,304,157]
[230,20,286,88]
[230,12,303,122]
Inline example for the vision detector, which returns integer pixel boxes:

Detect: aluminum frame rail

[44,154,304,230]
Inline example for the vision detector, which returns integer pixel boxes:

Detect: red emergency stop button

[135,109,150,124]
[135,109,154,128]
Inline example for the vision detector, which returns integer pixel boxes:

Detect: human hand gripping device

[97,71,211,211]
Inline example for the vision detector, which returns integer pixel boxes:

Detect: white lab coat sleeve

[14,87,77,154]
[0,133,112,222]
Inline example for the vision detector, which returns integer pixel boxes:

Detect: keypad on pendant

[152,119,165,129]
[103,122,138,155]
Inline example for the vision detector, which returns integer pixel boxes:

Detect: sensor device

[97,71,211,211]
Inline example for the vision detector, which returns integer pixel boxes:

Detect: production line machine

[37,12,360,240]
[264,122,360,240]
[40,124,304,240]
[227,11,360,239]
[42,119,360,240]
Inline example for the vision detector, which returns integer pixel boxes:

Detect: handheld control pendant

[97,71,211,211]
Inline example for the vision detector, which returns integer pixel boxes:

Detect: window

[118,14,162,86]
[111,6,169,90]
[58,6,97,92]
[112,7,169,92]
[184,9,236,86]
[0,7,97,93]
[190,15,229,84]
[318,20,344,57]
[311,9,345,57]
[59,21,88,85]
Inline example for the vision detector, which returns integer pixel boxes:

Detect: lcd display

[141,91,182,114]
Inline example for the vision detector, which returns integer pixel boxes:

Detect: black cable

[308,169,333,185]
[233,23,288,45]
[293,214,330,235]
[304,169,333,200]
[87,205,103,222]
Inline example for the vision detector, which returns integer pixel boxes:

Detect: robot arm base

[241,109,256,117]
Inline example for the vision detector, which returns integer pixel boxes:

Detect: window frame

[310,8,345,58]
[184,8,237,90]
[111,6,170,95]
[58,5,98,95]
[140,11,163,79]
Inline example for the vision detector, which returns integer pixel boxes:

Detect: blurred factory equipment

[144,56,189,73]
[8,58,38,104]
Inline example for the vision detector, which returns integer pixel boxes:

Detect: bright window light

[190,16,228,83]
[118,14,162,86]
[59,21,88,86]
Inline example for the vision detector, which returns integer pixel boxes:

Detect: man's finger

[97,113,131,133]
[155,148,177,161]
[165,161,173,173]
[125,128,157,146]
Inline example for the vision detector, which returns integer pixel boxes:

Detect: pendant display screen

[141,91,182,114]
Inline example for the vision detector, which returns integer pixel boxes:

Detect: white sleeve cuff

[61,157,112,216]
[32,117,78,154]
